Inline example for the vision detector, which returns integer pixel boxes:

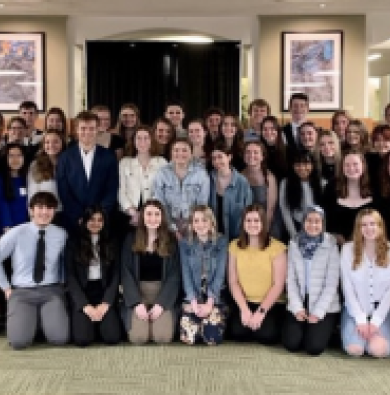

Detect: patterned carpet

[0,337,389,395]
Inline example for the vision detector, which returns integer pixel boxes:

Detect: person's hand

[83,305,100,321]
[95,302,110,321]
[295,310,307,322]
[4,288,11,300]
[249,310,266,331]
[240,306,253,327]
[198,302,213,318]
[149,304,164,320]
[135,304,149,321]
[368,323,380,338]
[357,323,371,340]
[307,314,320,324]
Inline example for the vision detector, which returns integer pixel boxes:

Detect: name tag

[19,187,27,196]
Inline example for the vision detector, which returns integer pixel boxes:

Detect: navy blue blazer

[56,144,119,231]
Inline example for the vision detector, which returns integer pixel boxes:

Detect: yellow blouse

[229,238,286,303]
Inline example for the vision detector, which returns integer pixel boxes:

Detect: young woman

[282,206,340,356]
[153,138,210,239]
[345,119,370,153]
[119,125,167,227]
[317,129,341,183]
[228,204,287,344]
[179,205,228,345]
[27,130,66,218]
[217,114,245,171]
[4,116,27,145]
[242,141,279,237]
[341,209,390,358]
[260,116,288,183]
[152,117,175,161]
[187,119,213,167]
[298,122,318,154]
[209,142,252,241]
[65,206,122,347]
[116,103,141,143]
[0,143,28,232]
[121,200,180,344]
[325,150,374,245]
[45,107,67,136]
[331,110,350,145]
[279,150,323,238]
[366,125,390,198]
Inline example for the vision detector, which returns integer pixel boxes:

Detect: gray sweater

[287,233,341,319]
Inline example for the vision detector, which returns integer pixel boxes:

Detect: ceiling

[0,0,390,16]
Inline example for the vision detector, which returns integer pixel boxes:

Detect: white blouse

[118,156,167,212]
[341,242,390,327]
[88,234,101,281]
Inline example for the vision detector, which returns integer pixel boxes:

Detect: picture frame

[0,32,46,112]
[281,31,343,112]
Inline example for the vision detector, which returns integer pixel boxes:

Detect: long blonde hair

[352,209,389,270]
[187,205,218,243]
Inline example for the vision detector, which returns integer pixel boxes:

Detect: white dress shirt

[79,145,96,180]
[341,242,390,327]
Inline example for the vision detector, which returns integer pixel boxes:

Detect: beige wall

[259,15,366,119]
[0,16,68,116]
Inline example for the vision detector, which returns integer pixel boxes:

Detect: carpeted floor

[0,337,389,395]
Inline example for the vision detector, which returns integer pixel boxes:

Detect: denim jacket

[152,162,210,231]
[179,235,228,304]
[209,168,253,241]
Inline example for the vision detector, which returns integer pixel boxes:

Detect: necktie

[33,230,45,283]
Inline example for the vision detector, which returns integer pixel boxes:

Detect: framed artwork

[0,32,45,112]
[281,31,343,112]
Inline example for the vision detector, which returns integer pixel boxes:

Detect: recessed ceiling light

[368,53,382,62]
[0,4,4,7]
[320,3,326,7]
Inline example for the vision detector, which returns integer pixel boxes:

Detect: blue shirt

[0,175,28,230]
[0,222,67,290]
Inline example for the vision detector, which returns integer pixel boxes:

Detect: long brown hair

[237,204,270,250]
[32,130,66,182]
[336,150,371,199]
[352,209,389,269]
[132,200,174,257]
[243,140,269,186]
[124,125,157,157]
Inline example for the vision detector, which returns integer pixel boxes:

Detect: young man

[19,100,43,147]
[282,93,310,150]
[244,99,271,142]
[91,105,112,132]
[57,111,119,232]
[0,192,69,349]
[164,101,187,138]
[204,107,224,141]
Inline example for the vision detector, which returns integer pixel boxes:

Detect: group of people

[0,94,390,358]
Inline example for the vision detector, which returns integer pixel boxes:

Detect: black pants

[281,310,337,356]
[71,280,122,347]
[229,302,285,345]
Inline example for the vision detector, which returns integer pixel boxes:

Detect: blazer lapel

[72,145,89,188]
[87,145,101,189]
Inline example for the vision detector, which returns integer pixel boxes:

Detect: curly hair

[352,209,389,270]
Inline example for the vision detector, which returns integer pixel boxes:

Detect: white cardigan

[118,156,167,212]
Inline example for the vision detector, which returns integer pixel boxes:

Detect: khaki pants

[128,281,174,344]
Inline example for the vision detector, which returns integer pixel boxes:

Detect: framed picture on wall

[281,31,343,112]
[0,32,45,112]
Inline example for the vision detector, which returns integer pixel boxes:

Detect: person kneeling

[0,192,69,350]
[65,206,122,347]
[121,200,180,344]
[282,206,340,356]
[179,205,228,345]
[228,204,287,345]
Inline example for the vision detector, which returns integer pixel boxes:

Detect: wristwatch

[257,306,267,315]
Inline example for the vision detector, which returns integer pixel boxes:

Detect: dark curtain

[86,41,240,125]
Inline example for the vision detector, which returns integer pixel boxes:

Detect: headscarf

[298,205,325,260]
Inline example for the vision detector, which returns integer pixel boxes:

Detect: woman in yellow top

[228,203,287,344]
